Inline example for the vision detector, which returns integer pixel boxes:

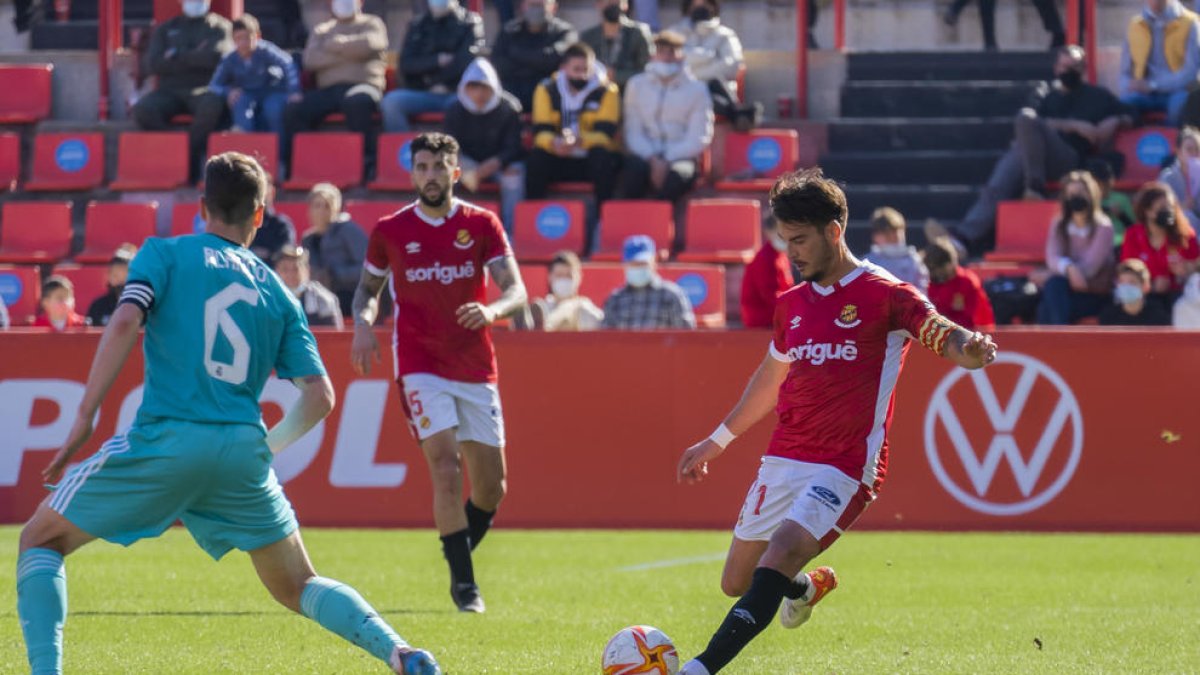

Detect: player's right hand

[43,415,93,484]
[677,439,724,485]
[350,324,381,376]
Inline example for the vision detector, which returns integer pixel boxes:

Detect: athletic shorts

[49,419,298,560]
[399,373,505,448]
[733,456,873,550]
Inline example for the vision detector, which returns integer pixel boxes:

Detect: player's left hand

[456,302,496,330]
[677,439,724,485]
[43,415,93,483]
[963,331,998,369]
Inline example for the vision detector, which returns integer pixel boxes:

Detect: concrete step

[846,50,1054,82]
[821,150,1001,185]
[841,80,1038,118]
[843,183,978,221]
[828,117,1013,152]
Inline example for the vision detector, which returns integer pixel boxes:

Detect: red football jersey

[768,263,951,493]
[926,266,995,331]
[364,199,513,383]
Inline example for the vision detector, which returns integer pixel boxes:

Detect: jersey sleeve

[120,238,170,318]
[274,291,328,379]
[768,293,791,363]
[889,281,957,357]
[363,225,390,278]
[481,210,514,265]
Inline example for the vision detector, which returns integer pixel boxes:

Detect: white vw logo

[923,352,1083,516]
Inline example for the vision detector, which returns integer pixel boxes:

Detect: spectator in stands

[740,222,793,329]
[1171,269,1200,326]
[947,45,1131,257]
[1121,181,1200,302]
[864,207,929,295]
[274,245,344,327]
[381,0,484,132]
[491,0,578,110]
[302,182,368,314]
[942,0,1065,51]
[1100,258,1172,325]
[250,183,298,265]
[580,0,652,90]
[1157,126,1200,230]
[134,0,232,183]
[1087,157,1135,246]
[33,276,85,332]
[85,245,137,328]
[524,251,605,330]
[621,30,713,206]
[527,42,622,245]
[1037,171,1116,325]
[208,14,299,137]
[670,0,757,130]
[1119,0,1200,126]
[923,238,995,330]
[603,235,695,329]
[283,0,388,176]
[446,58,525,230]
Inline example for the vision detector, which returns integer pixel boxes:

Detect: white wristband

[708,423,736,450]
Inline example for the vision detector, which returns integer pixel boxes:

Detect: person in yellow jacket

[526,42,622,251]
[1120,0,1200,124]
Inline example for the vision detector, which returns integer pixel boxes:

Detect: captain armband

[917,314,957,357]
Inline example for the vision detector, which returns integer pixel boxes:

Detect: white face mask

[694,18,718,35]
[182,0,210,18]
[1114,282,1144,305]
[550,277,576,299]
[645,61,682,80]
[625,266,652,288]
[877,242,908,256]
[332,0,358,19]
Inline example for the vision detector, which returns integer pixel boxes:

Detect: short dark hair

[232,13,260,35]
[923,238,958,270]
[410,132,460,163]
[769,167,848,230]
[42,274,74,298]
[562,41,595,66]
[548,250,581,276]
[203,152,268,228]
[681,0,719,16]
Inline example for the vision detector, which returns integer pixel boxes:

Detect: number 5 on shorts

[408,390,423,416]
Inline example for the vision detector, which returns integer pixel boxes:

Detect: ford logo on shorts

[810,486,841,506]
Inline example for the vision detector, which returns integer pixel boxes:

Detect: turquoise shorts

[49,419,298,560]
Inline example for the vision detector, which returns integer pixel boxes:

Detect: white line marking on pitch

[617,553,726,572]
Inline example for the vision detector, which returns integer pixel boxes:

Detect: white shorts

[399,373,506,448]
[733,457,872,549]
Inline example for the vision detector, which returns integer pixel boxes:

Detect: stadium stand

[369,132,420,191]
[52,263,111,312]
[677,198,761,264]
[0,264,42,325]
[592,201,674,262]
[714,129,800,192]
[660,264,727,328]
[208,132,280,183]
[344,200,405,234]
[0,133,19,192]
[512,200,587,262]
[170,202,205,238]
[110,132,189,191]
[77,202,158,263]
[0,202,73,264]
[1112,127,1174,189]
[984,200,1058,264]
[25,132,105,192]
[273,201,311,233]
[283,132,364,191]
[0,64,54,124]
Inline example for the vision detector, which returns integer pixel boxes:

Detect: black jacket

[490,16,577,109]
[445,91,524,168]
[399,5,485,90]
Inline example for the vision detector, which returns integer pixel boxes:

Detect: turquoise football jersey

[122,233,326,431]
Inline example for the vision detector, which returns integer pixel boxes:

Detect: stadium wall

[1,329,1196,532]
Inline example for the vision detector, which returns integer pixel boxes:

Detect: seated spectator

[208,14,300,137]
[1100,258,1172,325]
[1087,157,1135,245]
[923,238,995,330]
[948,46,1130,256]
[525,251,604,330]
[1172,270,1200,326]
[86,244,138,328]
[670,0,757,129]
[1121,181,1200,303]
[381,0,484,132]
[580,0,652,90]
[621,30,712,206]
[863,207,929,295]
[250,183,298,265]
[527,42,622,245]
[445,57,525,230]
[33,276,86,331]
[274,245,344,327]
[133,0,232,183]
[1120,0,1200,126]
[603,235,695,329]
[1157,126,1200,230]
[491,0,578,110]
[302,182,369,313]
[740,223,793,329]
[1037,171,1116,325]
[283,0,388,175]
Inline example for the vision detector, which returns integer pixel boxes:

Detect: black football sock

[464,500,495,551]
[695,567,791,673]
[785,573,810,601]
[440,529,475,587]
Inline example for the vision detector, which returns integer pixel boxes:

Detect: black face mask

[1058,69,1083,90]
[1155,209,1175,228]
[602,3,622,22]
[690,6,713,22]
[568,77,590,90]
[1065,195,1091,213]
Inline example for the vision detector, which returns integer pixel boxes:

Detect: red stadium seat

[577,262,626,306]
[77,202,158,263]
[677,198,761,264]
[1114,126,1174,190]
[593,200,674,262]
[0,132,19,192]
[53,263,111,313]
[968,261,1037,282]
[512,200,586,262]
[660,263,726,327]
[0,201,73,263]
[273,201,310,234]
[283,132,363,191]
[984,200,1058,264]
[517,262,549,299]
[208,131,279,182]
[26,132,105,191]
[0,64,53,124]
[344,199,405,234]
[170,202,205,237]
[110,132,189,191]
[369,132,420,191]
[714,129,800,192]
[548,182,591,194]
[0,264,42,324]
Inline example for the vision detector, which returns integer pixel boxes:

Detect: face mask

[568,76,590,90]
[646,61,682,79]
[1065,195,1091,213]
[690,6,713,22]
[182,0,210,18]
[428,0,451,17]
[1058,69,1083,89]
[602,3,622,22]
[770,233,788,253]
[331,0,357,19]
[550,277,576,298]
[625,266,652,288]
[877,242,908,256]
[1155,209,1175,229]
[524,5,547,25]
[1114,282,1144,304]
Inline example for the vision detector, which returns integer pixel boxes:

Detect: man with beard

[349,132,526,613]
[674,168,998,675]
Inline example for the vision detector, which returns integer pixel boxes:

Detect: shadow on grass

[0,608,445,618]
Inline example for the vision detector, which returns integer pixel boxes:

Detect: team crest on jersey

[453,229,475,250]
[420,417,431,430]
[835,304,861,328]
[406,241,421,255]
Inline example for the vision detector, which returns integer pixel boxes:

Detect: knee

[269,571,316,614]
[1013,107,1038,127]
[429,456,463,491]
[477,477,507,510]
[720,573,750,597]
[132,101,162,129]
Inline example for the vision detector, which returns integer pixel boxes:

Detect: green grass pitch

[1,528,1197,674]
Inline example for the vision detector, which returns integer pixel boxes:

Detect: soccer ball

[601,625,680,675]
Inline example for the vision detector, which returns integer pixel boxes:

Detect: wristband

[708,423,736,450]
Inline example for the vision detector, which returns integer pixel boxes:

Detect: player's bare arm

[456,255,528,331]
[677,352,790,485]
[919,313,998,370]
[43,302,145,483]
[266,374,336,454]
[350,269,388,376]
